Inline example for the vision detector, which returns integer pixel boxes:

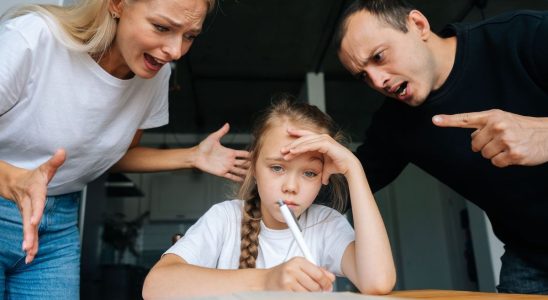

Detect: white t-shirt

[0,13,170,195]
[165,200,355,276]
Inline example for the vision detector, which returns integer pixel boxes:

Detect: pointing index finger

[432,111,490,129]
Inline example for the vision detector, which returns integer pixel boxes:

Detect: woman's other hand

[194,123,250,182]
[8,149,66,263]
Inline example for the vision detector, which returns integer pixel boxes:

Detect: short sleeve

[319,210,355,276]
[0,22,33,116]
[164,202,228,268]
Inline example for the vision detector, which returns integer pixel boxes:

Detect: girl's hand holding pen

[281,128,358,184]
[264,257,335,292]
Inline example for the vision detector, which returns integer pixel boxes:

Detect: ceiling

[156,0,548,142]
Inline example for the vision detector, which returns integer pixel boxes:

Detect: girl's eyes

[303,171,318,178]
[153,24,169,32]
[269,165,319,178]
[270,165,284,173]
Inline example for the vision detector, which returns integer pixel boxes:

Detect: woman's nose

[163,38,191,61]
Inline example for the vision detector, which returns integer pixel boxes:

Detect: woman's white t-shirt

[0,13,170,195]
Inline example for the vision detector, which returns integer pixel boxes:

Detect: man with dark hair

[336,0,548,295]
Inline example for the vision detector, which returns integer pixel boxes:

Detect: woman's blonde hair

[237,95,350,269]
[2,0,216,55]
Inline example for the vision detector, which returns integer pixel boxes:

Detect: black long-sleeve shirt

[357,10,548,268]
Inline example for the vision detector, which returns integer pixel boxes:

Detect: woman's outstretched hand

[194,123,250,182]
[9,149,66,264]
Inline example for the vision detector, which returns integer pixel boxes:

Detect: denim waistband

[0,191,81,228]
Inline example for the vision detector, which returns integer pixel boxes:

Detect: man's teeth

[395,82,408,96]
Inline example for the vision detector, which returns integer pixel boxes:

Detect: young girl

[143,97,396,298]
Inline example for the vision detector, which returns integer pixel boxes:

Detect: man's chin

[388,95,416,106]
[398,95,426,107]
[406,99,423,107]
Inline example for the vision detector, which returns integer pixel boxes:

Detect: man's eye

[154,24,169,32]
[373,51,384,62]
[303,171,317,178]
[358,72,368,81]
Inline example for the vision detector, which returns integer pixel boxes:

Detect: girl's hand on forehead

[281,128,358,185]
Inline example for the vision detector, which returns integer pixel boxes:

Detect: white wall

[467,201,505,291]
[375,165,478,291]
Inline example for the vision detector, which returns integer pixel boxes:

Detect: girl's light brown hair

[237,94,350,269]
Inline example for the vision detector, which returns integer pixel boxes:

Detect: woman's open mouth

[144,53,164,71]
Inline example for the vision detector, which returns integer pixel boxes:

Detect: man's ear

[109,0,125,17]
[408,10,431,41]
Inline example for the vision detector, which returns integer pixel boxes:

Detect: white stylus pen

[277,199,316,265]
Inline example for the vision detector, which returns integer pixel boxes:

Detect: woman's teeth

[146,54,163,66]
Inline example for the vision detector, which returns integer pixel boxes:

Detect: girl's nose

[282,174,299,194]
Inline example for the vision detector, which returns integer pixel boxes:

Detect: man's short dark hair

[335,0,416,50]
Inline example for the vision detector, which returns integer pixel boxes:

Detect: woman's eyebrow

[155,14,202,34]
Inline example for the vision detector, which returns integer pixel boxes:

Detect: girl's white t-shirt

[0,13,170,195]
[165,200,355,276]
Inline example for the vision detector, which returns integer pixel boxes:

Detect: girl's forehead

[260,127,294,148]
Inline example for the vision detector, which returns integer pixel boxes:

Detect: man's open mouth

[394,81,408,97]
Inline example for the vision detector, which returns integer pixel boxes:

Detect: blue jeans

[497,246,548,294]
[0,192,80,299]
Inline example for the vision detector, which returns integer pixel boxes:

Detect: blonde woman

[0,0,249,298]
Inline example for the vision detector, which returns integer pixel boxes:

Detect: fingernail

[432,115,442,123]
[22,241,26,251]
